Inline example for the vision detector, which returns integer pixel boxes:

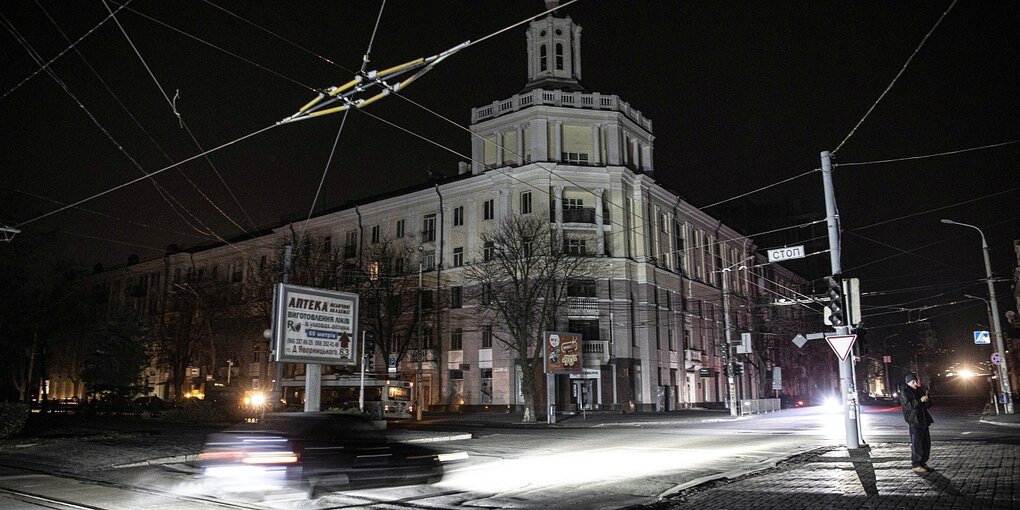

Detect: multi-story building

[68,10,819,414]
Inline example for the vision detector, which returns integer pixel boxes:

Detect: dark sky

[2,1,1018,363]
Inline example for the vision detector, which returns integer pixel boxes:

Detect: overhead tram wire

[33,0,229,242]
[3,9,227,245]
[14,124,280,231]
[834,139,1020,168]
[101,0,260,237]
[300,0,387,236]
[0,2,128,102]
[830,0,958,156]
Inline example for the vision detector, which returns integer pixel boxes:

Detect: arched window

[555,43,564,70]
[540,44,548,72]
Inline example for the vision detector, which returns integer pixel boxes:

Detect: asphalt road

[0,402,1010,509]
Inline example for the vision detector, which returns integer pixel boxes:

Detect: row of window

[449,325,493,351]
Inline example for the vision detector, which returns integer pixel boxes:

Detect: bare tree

[356,239,427,370]
[462,216,602,423]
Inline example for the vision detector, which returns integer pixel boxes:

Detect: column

[516,125,526,165]
[594,188,605,256]
[553,185,564,246]
[552,120,563,162]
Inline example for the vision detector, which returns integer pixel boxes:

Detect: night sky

[2,1,1018,367]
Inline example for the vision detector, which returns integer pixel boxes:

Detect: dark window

[454,206,464,226]
[371,225,380,244]
[482,325,493,348]
[483,200,495,220]
[555,43,564,70]
[343,231,357,258]
[520,191,532,214]
[481,282,492,305]
[450,328,463,350]
[449,369,464,380]
[568,279,597,297]
[568,319,599,341]
[483,241,495,261]
[396,219,405,238]
[539,44,547,71]
[451,286,462,308]
[453,247,464,267]
[565,238,587,255]
[422,214,436,242]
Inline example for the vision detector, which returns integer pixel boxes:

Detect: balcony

[684,349,703,364]
[562,207,596,224]
[583,340,611,366]
[567,296,599,315]
[471,89,653,132]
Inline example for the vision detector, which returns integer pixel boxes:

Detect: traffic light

[733,362,744,377]
[825,275,844,327]
[363,331,376,373]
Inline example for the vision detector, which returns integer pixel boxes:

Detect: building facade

[67,11,822,413]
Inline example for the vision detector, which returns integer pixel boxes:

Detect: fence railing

[739,398,781,415]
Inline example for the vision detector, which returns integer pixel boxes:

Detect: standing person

[900,373,934,473]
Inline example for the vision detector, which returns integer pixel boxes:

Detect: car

[199,412,444,498]
[780,395,814,409]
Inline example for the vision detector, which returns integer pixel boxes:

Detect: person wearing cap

[900,373,934,473]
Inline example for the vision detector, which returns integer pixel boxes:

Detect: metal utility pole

[269,245,292,410]
[821,151,860,449]
[943,220,1013,413]
[721,267,738,417]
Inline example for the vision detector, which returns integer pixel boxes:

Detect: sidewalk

[639,441,1020,510]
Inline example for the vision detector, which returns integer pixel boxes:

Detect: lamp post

[941,219,1013,413]
[416,246,424,421]
[883,333,898,396]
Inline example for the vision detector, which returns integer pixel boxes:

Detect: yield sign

[826,334,857,362]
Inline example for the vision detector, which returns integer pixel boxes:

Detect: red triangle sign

[826,334,857,361]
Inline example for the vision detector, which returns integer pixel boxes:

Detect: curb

[655,452,799,501]
[114,454,198,469]
[979,417,1020,428]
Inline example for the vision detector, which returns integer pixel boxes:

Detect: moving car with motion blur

[199,412,444,498]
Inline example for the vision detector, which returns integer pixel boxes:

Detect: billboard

[272,283,358,365]
[544,331,583,374]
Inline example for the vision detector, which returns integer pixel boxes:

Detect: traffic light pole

[821,151,860,450]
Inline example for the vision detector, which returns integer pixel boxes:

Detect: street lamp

[964,294,994,333]
[415,245,424,421]
[941,219,1013,413]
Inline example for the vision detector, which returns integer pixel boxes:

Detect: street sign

[768,245,805,262]
[826,334,858,362]
[974,331,991,345]
[883,355,892,363]
[793,332,826,349]
[792,334,808,348]
[991,352,1002,365]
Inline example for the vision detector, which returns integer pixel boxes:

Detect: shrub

[0,403,30,439]
[160,399,240,424]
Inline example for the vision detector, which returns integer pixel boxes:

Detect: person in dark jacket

[900,373,934,473]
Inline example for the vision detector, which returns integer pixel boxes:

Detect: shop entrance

[571,379,595,411]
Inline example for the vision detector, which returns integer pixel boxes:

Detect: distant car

[780,395,814,408]
[199,412,444,498]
